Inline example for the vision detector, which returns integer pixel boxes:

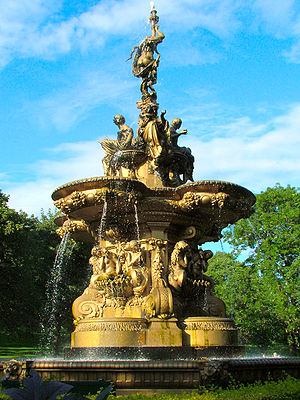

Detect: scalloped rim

[52,176,256,204]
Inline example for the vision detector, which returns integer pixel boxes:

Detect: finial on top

[149,8,159,34]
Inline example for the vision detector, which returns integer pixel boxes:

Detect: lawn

[0,346,40,359]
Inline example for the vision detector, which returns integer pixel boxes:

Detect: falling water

[202,286,208,314]
[40,230,72,352]
[134,203,140,242]
[98,201,108,242]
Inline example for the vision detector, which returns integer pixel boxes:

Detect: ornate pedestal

[53,178,254,355]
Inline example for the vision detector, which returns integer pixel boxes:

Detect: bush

[97,376,300,400]
[1,374,299,400]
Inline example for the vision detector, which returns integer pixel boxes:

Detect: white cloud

[0,172,8,182]
[286,41,300,63]
[0,0,300,67]
[5,179,58,216]
[185,103,300,192]
[3,140,104,215]
[252,0,296,36]
[251,0,300,62]
[0,0,148,65]
[36,141,104,181]
[29,69,136,131]
[284,13,300,63]
[158,0,241,38]
[0,0,59,65]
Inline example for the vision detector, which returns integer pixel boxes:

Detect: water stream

[98,201,108,242]
[134,203,140,242]
[40,230,72,352]
[202,286,208,314]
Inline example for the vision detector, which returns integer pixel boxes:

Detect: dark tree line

[0,184,299,354]
[0,190,91,349]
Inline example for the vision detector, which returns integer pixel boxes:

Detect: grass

[0,346,40,359]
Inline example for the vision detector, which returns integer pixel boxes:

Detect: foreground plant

[2,369,113,400]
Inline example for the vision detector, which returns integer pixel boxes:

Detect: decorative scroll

[56,219,88,238]
[54,188,138,214]
[185,320,236,331]
[75,321,147,332]
[168,192,230,212]
[2,360,26,380]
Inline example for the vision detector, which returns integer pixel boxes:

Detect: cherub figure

[167,118,194,184]
[168,118,187,148]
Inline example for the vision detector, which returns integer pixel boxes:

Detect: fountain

[1,6,299,394]
[51,6,255,359]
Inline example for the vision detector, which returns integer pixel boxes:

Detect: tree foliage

[0,190,91,349]
[208,252,286,347]
[218,184,300,352]
[0,190,42,337]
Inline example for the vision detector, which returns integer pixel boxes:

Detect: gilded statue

[123,241,149,297]
[114,114,133,148]
[190,249,213,281]
[169,241,213,291]
[138,109,169,162]
[128,9,165,97]
[100,115,134,175]
[168,118,194,184]
[168,118,187,147]
[97,7,194,187]
[168,241,192,291]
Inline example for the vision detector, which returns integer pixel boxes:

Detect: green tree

[0,190,43,340]
[208,252,286,347]
[0,190,91,349]
[222,184,299,353]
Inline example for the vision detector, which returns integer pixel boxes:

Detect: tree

[208,252,286,347]
[0,190,42,339]
[222,184,299,353]
[0,191,92,350]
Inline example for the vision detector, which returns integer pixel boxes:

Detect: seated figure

[101,115,134,175]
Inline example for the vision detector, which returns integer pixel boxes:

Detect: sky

[1,0,299,225]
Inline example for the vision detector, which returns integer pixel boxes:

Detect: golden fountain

[2,7,298,395]
[52,7,255,359]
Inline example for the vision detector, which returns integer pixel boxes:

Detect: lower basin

[1,357,299,394]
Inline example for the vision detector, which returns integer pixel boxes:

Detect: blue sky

[1,0,300,222]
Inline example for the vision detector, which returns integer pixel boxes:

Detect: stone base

[2,359,299,393]
[71,318,147,348]
[65,345,244,360]
[71,317,238,349]
[182,317,238,347]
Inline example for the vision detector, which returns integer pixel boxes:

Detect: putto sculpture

[52,6,255,358]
